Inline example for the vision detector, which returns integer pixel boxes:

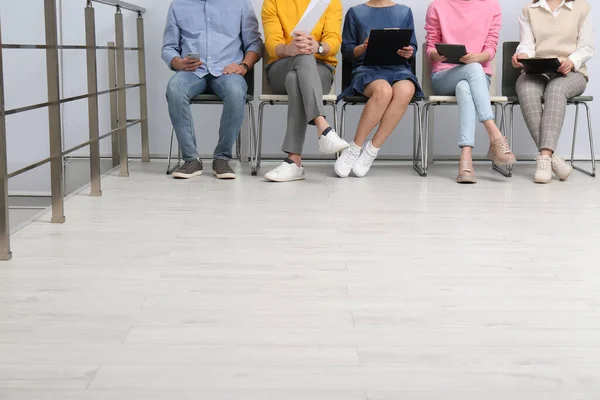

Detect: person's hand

[223,63,247,76]
[354,38,369,58]
[558,59,575,75]
[512,53,528,68]
[460,53,486,64]
[397,46,414,59]
[287,32,313,56]
[172,57,203,72]
[430,51,447,63]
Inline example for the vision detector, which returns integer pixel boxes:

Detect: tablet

[518,58,561,74]
[435,44,467,65]
[363,29,414,67]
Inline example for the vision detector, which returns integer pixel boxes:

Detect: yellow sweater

[261,0,342,67]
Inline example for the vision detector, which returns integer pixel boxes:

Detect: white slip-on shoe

[264,161,306,182]
[317,129,349,154]
[534,155,552,184]
[551,154,573,181]
[334,144,361,178]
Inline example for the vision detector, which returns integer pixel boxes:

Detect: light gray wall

[1,0,599,194]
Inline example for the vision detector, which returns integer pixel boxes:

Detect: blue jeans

[431,63,494,148]
[166,72,247,161]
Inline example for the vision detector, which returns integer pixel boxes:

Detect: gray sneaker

[172,159,203,179]
[213,159,236,179]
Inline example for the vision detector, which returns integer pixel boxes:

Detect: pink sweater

[425,0,502,75]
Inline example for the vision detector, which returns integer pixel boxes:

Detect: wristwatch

[317,42,324,55]
[239,62,249,72]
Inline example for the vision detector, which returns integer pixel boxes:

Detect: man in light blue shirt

[162,0,263,179]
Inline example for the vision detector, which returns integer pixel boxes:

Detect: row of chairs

[166,42,595,178]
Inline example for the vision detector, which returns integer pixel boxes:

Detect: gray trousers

[516,72,587,152]
[266,55,334,155]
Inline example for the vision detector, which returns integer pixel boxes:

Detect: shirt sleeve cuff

[163,50,181,71]
[569,55,583,71]
[246,43,264,57]
[515,46,535,58]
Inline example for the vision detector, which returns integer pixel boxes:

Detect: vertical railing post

[137,11,150,162]
[114,6,129,177]
[107,41,119,167]
[44,0,65,223]
[85,1,101,196]
[0,16,12,260]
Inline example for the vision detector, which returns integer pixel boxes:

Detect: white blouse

[516,0,595,71]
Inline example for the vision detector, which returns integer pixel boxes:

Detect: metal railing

[0,0,150,260]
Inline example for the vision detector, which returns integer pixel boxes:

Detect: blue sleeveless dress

[339,4,423,100]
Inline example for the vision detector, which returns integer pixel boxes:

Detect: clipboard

[435,44,467,64]
[518,58,561,74]
[363,29,414,67]
[293,0,331,36]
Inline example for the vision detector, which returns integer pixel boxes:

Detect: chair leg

[166,128,181,175]
[330,101,341,160]
[570,103,580,170]
[341,102,349,143]
[426,103,434,166]
[247,102,255,171]
[572,102,596,177]
[253,101,266,176]
[492,103,512,178]
[425,103,433,171]
[236,135,242,162]
[412,103,426,177]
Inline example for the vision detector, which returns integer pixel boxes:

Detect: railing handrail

[0,0,150,260]
[90,0,145,14]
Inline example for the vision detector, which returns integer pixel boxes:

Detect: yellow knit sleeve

[261,0,285,61]
[320,0,342,56]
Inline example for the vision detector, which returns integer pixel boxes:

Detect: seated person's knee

[393,83,415,103]
[464,62,485,75]
[371,83,394,103]
[455,80,471,96]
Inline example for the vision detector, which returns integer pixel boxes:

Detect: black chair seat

[342,95,423,104]
[190,94,253,103]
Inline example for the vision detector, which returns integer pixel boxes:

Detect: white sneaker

[534,155,552,184]
[334,144,361,178]
[352,141,379,178]
[551,154,573,181]
[317,129,349,154]
[264,161,306,182]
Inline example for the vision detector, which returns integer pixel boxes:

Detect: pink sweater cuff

[426,47,436,60]
[483,47,497,61]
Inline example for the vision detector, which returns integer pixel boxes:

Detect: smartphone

[187,53,201,61]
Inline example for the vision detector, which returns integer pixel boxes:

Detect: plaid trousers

[516,72,587,152]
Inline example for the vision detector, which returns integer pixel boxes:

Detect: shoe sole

[457,178,477,184]
[319,142,350,155]
[534,178,552,184]
[214,171,236,179]
[487,152,517,167]
[172,171,203,179]
[555,169,573,181]
[264,175,306,182]
[334,165,352,178]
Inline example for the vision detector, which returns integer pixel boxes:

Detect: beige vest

[525,0,591,78]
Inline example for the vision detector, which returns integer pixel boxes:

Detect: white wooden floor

[2,160,600,399]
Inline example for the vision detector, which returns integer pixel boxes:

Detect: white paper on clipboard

[292,0,332,36]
